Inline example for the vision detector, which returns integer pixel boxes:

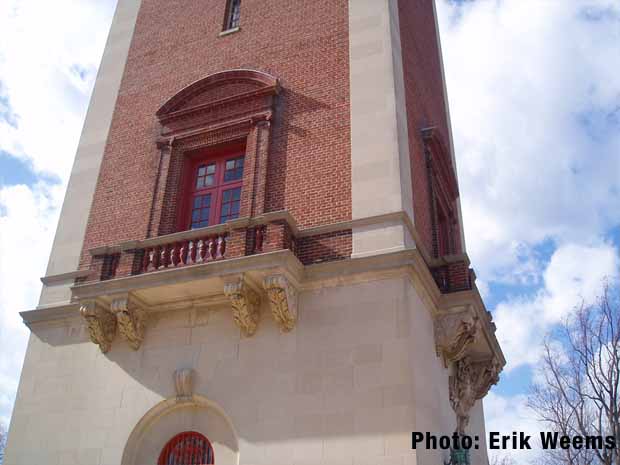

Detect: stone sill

[218,27,240,37]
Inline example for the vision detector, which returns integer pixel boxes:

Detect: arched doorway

[121,396,239,465]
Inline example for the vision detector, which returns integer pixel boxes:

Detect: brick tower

[5,1,504,464]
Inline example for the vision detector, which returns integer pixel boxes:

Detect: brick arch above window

[156,69,280,138]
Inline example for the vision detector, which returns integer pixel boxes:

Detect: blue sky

[0,1,618,463]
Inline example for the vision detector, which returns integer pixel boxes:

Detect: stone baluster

[217,235,226,259]
[171,242,180,266]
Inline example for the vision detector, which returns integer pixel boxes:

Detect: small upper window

[224,0,241,31]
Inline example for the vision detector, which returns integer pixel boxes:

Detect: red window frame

[158,431,214,465]
[178,143,245,232]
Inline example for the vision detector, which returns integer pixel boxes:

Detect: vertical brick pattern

[397,0,461,256]
[79,0,352,270]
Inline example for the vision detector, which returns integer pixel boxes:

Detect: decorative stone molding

[80,300,117,353]
[224,276,260,336]
[111,294,146,350]
[434,306,480,366]
[449,356,501,433]
[174,368,195,402]
[263,274,297,332]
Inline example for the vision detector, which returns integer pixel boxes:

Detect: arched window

[158,431,215,465]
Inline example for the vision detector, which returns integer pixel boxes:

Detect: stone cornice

[26,246,505,387]
[74,250,304,301]
[27,249,437,327]
[21,303,80,326]
[40,269,91,285]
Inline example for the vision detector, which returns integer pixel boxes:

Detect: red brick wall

[296,230,352,265]
[397,0,461,256]
[79,0,352,268]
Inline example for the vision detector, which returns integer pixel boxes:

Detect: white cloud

[0,0,116,178]
[437,0,620,283]
[494,242,619,373]
[484,392,543,465]
[0,182,63,425]
[0,0,117,426]
[436,5,620,459]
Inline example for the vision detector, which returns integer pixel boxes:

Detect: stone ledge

[40,269,91,285]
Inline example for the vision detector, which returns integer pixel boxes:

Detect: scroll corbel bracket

[224,275,260,336]
[110,293,146,350]
[449,356,501,434]
[80,300,117,353]
[263,274,297,332]
[434,306,480,367]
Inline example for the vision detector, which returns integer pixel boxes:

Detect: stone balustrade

[141,234,227,273]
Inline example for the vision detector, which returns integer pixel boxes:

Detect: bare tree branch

[528,282,620,465]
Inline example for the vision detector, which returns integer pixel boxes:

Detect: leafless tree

[528,283,620,465]
[490,453,517,465]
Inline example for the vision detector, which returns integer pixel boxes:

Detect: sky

[0,0,618,463]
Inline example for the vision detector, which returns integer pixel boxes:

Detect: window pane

[205,174,215,186]
[220,187,241,223]
[193,197,202,209]
[198,166,206,177]
[202,195,211,207]
[192,210,200,222]
[224,0,242,31]
[196,177,204,189]
[206,164,216,174]
[224,156,244,182]
[201,208,210,220]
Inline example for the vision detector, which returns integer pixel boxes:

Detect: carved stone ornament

[449,356,501,433]
[174,368,195,401]
[263,274,297,332]
[80,300,117,353]
[224,277,260,336]
[110,294,146,350]
[434,306,480,365]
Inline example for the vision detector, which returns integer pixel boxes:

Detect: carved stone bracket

[80,300,117,353]
[224,275,260,336]
[263,274,297,332]
[449,356,501,433]
[174,368,195,402]
[110,294,146,350]
[434,306,480,366]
